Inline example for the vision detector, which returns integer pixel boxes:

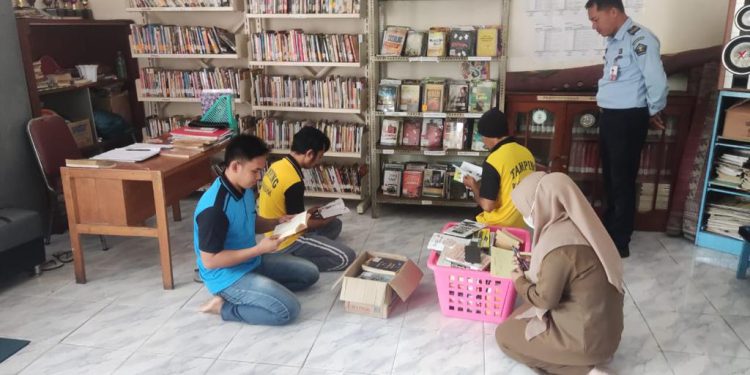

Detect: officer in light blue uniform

[586,0,668,258]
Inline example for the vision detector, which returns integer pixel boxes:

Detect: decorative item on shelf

[720,0,750,90]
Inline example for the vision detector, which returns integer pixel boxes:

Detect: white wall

[89,0,731,71]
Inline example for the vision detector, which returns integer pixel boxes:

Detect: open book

[452,161,483,182]
[316,198,350,219]
[272,212,310,239]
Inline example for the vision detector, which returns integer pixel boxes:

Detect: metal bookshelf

[367,0,511,217]
[129,0,249,130]
[246,0,371,214]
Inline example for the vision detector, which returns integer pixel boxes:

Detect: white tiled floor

[2,198,750,375]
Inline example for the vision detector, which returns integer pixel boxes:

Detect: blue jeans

[281,218,356,272]
[218,254,319,325]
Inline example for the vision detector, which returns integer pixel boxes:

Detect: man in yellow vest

[463,108,536,228]
[258,127,356,272]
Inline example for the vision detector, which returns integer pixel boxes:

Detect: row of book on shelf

[382,162,477,200]
[381,25,501,58]
[300,164,365,194]
[249,31,361,63]
[711,150,750,191]
[379,117,487,151]
[567,142,671,176]
[247,0,360,14]
[138,67,248,99]
[637,183,671,212]
[129,24,237,55]
[705,196,750,240]
[377,78,497,114]
[251,74,364,110]
[129,0,231,7]
[142,115,254,139]
[254,119,364,154]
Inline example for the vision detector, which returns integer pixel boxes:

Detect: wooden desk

[60,146,222,289]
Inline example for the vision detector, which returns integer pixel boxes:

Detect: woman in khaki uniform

[495,172,625,375]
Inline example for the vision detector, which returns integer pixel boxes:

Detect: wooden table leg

[60,169,86,283]
[152,173,174,289]
[172,202,182,222]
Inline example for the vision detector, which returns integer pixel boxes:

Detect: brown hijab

[511,172,624,340]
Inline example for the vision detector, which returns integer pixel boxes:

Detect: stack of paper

[705,196,750,240]
[713,151,750,189]
[91,146,161,163]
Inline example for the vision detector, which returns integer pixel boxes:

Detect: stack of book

[251,74,364,110]
[381,162,472,200]
[254,118,363,153]
[712,151,750,189]
[129,0,231,7]
[138,68,248,99]
[129,24,237,55]
[303,163,365,194]
[249,30,360,63]
[143,115,196,139]
[380,25,501,58]
[33,60,52,91]
[376,78,497,114]
[705,196,750,240]
[248,0,360,14]
[568,142,601,174]
[169,127,233,149]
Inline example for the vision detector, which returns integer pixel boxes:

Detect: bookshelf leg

[371,202,381,218]
[356,198,371,215]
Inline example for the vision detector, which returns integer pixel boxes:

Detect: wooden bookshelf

[126,7,237,12]
[246,13,362,19]
[247,61,364,67]
[373,111,483,119]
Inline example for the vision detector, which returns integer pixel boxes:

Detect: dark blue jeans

[218,254,319,325]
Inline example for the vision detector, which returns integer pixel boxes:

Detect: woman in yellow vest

[463,108,536,228]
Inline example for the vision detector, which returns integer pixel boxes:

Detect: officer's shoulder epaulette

[627,25,641,35]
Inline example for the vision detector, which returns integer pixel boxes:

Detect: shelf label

[387,112,407,116]
[463,113,482,118]
[457,151,481,157]
[422,112,447,118]
[468,56,492,61]
[421,200,433,205]
[409,57,439,63]
[381,149,395,155]
[424,150,446,156]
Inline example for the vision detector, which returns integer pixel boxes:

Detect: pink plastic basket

[427,222,532,324]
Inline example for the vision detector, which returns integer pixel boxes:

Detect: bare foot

[199,296,224,315]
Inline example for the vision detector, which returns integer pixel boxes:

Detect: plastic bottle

[115,51,127,80]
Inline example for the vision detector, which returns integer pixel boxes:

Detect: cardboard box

[67,119,95,148]
[337,251,423,318]
[723,100,750,141]
[93,91,132,125]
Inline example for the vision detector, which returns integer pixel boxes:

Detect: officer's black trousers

[599,107,649,255]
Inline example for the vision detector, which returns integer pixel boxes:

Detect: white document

[452,161,483,182]
[126,143,174,150]
[272,212,309,239]
[317,198,350,219]
[427,233,471,252]
[91,147,160,163]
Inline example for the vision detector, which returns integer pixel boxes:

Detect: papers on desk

[91,146,161,163]
[272,212,310,239]
[316,198,350,219]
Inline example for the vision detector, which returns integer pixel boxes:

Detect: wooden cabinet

[506,93,694,231]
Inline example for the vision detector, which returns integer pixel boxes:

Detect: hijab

[511,172,624,340]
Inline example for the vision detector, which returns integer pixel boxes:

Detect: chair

[26,115,108,250]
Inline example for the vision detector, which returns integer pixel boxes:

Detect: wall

[0,2,45,212]
[88,0,731,71]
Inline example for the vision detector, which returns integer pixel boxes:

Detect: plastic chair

[26,115,108,250]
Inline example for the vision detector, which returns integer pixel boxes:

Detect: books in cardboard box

[448,26,476,57]
[399,81,421,112]
[361,256,406,276]
[402,162,426,198]
[377,80,401,112]
[382,163,404,197]
[446,81,469,112]
[420,118,444,148]
[404,30,426,57]
[401,118,422,147]
[380,118,401,146]
[422,164,448,198]
[381,26,409,56]
[442,120,465,150]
